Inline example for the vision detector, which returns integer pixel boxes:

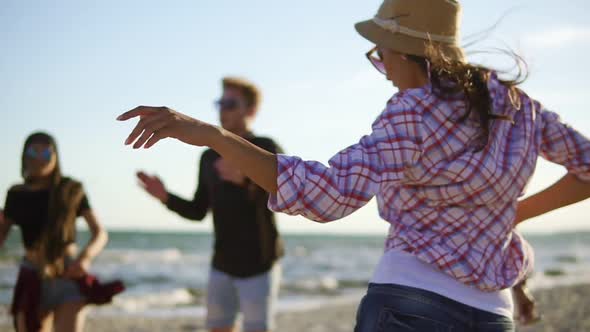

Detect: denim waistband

[366,283,510,325]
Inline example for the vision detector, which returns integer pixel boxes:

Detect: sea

[1,230,589,318]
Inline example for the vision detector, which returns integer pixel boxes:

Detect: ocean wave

[98,248,194,264]
[109,288,196,313]
[2,230,590,311]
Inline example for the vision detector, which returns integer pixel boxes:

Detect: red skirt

[10,264,125,332]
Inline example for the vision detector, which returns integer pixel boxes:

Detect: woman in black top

[0,132,114,332]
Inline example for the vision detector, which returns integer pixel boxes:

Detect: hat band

[372,16,458,44]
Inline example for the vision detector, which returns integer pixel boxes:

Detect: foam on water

[1,230,590,317]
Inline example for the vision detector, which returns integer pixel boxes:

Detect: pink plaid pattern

[269,73,590,291]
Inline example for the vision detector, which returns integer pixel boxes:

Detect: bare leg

[15,310,53,332]
[52,301,87,332]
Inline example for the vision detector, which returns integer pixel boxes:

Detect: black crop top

[3,187,91,249]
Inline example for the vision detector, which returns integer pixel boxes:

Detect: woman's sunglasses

[366,46,386,75]
[25,146,52,161]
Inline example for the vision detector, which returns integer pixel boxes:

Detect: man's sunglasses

[215,98,242,111]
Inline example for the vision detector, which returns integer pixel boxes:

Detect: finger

[125,123,147,146]
[137,180,152,193]
[132,118,170,149]
[133,130,156,149]
[148,174,160,185]
[125,112,168,146]
[117,106,161,121]
[137,179,147,189]
[138,174,157,188]
[136,172,150,186]
[137,171,158,184]
[144,131,165,149]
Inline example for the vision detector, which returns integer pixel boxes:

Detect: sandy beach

[86,283,590,332]
[2,283,588,332]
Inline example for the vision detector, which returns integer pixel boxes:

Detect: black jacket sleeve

[165,153,210,221]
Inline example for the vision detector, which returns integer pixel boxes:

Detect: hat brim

[355,19,465,62]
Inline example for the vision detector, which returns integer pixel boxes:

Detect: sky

[1,0,589,235]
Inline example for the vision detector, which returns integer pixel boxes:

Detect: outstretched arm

[118,101,423,222]
[118,106,278,193]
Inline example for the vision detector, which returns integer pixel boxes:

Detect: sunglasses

[366,46,386,75]
[214,98,242,111]
[25,146,53,161]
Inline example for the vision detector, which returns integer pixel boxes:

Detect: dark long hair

[21,132,62,186]
[22,132,83,277]
[406,44,527,150]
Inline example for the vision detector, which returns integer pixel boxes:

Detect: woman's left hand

[65,257,91,278]
[117,106,218,149]
[513,281,542,325]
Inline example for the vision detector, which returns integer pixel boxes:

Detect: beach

[80,283,590,331]
[1,231,590,331]
[85,283,590,332]
[1,283,586,331]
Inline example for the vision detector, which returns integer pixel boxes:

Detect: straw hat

[355,0,465,62]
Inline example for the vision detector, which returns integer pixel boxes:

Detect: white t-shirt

[371,249,514,318]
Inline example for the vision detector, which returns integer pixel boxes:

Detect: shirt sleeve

[268,100,424,222]
[268,139,284,155]
[76,193,91,216]
[253,137,284,155]
[538,108,590,182]
[166,152,210,221]
[3,190,16,222]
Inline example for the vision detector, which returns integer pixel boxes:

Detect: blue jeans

[21,258,86,311]
[354,284,514,332]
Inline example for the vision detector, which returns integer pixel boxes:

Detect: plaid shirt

[269,73,590,291]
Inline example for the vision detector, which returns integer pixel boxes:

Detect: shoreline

[2,283,589,331]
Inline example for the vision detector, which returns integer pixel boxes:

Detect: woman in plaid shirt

[118,0,590,331]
